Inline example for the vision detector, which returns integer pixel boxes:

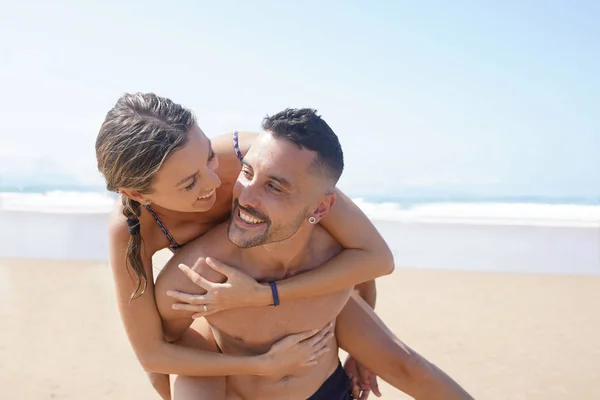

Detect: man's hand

[344,354,381,399]
[166,257,270,317]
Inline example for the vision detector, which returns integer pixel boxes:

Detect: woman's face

[141,124,221,213]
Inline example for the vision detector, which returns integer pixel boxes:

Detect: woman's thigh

[335,292,425,394]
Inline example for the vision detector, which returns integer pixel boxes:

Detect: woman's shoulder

[212,130,259,185]
[212,130,259,160]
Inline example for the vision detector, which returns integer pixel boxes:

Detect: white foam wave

[353,199,600,227]
[1,191,599,227]
[0,191,115,213]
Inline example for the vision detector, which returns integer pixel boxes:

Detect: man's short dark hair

[261,108,344,185]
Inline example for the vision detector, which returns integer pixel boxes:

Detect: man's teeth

[197,189,214,200]
[239,210,264,224]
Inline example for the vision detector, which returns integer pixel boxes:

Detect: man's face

[228,132,325,248]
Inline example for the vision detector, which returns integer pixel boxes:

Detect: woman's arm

[108,208,327,379]
[178,132,393,311]
[108,205,333,398]
[219,131,393,298]
[107,212,267,377]
[268,189,393,303]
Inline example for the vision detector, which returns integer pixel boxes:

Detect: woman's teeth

[197,189,215,200]
[239,209,264,224]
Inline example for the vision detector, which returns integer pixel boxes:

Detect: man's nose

[237,182,260,209]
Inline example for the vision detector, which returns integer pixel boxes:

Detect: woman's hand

[344,354,381,399]
[257,322,334,376]
[166,257,271,316]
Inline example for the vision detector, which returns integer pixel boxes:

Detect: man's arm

[155,244,227,341]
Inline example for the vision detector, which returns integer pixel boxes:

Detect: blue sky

[0,0,598,198]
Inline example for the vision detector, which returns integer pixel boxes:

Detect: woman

[96,93,470,400]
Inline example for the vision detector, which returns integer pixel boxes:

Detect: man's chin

[228,237,257,248]
[227,230,267,248]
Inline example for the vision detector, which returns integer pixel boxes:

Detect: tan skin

[156,133,473,400]
[110,126,394,399]
[111,125,474,400]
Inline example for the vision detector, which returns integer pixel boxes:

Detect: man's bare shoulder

[154,222,236,322]
[306,225,343,266]
[313,224,342,247]
[165,221,234,270]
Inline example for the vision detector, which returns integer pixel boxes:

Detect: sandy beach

[2,0,599,397]
[2,251,599,399]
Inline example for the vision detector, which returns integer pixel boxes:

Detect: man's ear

[311,192,337,223]
[119,188,150,205]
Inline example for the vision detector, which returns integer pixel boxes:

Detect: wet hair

[261,108,344,185]
[95,92,196,300]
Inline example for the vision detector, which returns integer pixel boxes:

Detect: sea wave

[353,198,600,227]
[1,191,599,227]
[0,191,116,213]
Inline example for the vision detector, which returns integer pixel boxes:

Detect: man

[155,108,473,399]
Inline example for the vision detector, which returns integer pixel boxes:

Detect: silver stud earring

[308,216,317,224]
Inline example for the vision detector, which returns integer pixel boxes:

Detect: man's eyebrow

[241,160,293,189]
[270,174,293,189]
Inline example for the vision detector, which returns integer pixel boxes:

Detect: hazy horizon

[1,1,598,198]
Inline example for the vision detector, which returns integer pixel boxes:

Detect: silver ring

[203,305,208,312]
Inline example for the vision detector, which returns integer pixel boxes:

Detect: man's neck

[240,225,314,281]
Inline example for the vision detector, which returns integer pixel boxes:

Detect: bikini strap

[233,130,243,163]
[144,205,182,251]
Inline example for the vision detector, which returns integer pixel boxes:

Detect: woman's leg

[336,292,473,400]
[162,294,472,399]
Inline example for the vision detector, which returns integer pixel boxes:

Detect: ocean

[1,185,599,275]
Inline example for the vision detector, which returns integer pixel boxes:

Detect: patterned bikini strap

[233,130,243,163]
[143,205,181,250]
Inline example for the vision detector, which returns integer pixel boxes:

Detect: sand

[1,256,599,399]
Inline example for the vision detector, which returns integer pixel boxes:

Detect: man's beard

[228,200,309,248]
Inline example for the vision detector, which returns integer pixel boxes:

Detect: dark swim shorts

[306,361,353,400]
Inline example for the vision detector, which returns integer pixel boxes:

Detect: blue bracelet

[268,281,280,307]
